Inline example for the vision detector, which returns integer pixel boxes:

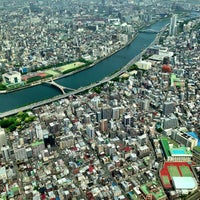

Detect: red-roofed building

[162,64,172,73]
[71,146,78,151]
[89,165,94,173]
[41,194,46,200]
[124,147,132,152]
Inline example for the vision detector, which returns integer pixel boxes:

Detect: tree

[0,83,7,90]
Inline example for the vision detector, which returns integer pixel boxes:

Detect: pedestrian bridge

[45,79,75,94]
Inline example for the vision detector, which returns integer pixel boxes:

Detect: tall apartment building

[35,124,44,140]
[96,111,102,122]
[163,101,175,116]
[123,114,133,126]
[101,106,112,120]
[14,146,28,161]
[162,115,178,130]
[100,119,108,132]
[91,96,100,108]
[169,14,177,36]
[1,145,10,161]
[86,124,95,138]
[140,99,150,111]
[83,114,91,124]
[0,128,7,150]
[49,121,59,133]
[112,107,120,120]
[0,166,7,181]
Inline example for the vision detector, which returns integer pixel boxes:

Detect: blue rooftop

[171,149,185,155]
[170,146,192,155]
[187,132,200,146]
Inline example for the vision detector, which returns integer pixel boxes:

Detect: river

[0,19,169,113]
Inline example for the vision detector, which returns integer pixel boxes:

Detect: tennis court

[162,176,170,185]
[179,166,193,177]
[168,166,180,177]
[160,162,194,189]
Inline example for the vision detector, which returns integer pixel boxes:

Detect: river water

[0,19,169,113]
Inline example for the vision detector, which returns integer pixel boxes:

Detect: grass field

[45,69,60,76]
[179,166,193,177]
[57,62,85,73]
[167,166,180,177]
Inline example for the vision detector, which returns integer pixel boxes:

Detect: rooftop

[170,146,192,156]
[0,166,6,175]
[140,181,167,200]
[31,140,44,147]
[160,138,170,158]
[187,132,200,146]
[172,177,198,190]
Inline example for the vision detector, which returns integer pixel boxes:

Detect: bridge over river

[0,22,167,118]
[139,29,159,34]
[45,79,75,94]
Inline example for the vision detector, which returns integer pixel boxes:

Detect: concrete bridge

[139,29,159,34]
[45,79,75,94]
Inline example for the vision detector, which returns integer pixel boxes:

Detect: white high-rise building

[1,145,10,161]
[35,124,43,140]
[14,146,28,161]
[0,128,7,150]
[169,14,177,36]
[86,124,95,138]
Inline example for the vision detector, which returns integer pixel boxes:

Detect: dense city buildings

[0,0,200,200]
[0,0,199,77]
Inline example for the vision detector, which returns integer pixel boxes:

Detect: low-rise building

[172,131,198,150]
[160,138,193,162]
[135,60,152,70]
[140,181,167,200]
[172,177,198,195]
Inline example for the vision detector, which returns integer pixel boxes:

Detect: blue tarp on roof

[187,132,200,146]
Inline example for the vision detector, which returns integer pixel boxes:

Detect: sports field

[57,62,85,73]
[45,69,60,76]
[160,162,194,189]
